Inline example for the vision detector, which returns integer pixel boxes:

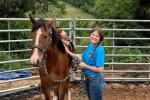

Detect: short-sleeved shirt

[82,43,105,77]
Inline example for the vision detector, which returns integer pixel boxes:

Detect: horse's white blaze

[30,28,42,64]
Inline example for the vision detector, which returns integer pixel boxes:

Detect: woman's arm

[64,44,82,60]
[79,62,104,73]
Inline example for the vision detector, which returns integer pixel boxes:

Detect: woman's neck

[92,43,99,47]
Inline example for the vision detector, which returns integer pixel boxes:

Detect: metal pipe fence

[0,18,150,93]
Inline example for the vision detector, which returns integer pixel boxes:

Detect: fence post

[69,19,73,41]
[7,21,11,52]
[70,18,77,80]
[7,20,11,87]
[111,21,116,78]
[72,18,76,46]
[149,58,150,79]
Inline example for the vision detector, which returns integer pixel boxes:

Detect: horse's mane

[51,26,65,53]
[31,19,65,53]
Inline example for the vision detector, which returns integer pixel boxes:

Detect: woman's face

[90,30,100,45]
[60,31,67,39]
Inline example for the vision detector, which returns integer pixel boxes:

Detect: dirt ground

[28,83,150,100]
[0,79,150,100]
[103,83,150,100]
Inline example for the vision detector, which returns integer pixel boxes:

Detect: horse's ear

[29,14,36,24]
[47,18,56,28]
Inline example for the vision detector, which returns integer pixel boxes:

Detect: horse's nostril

[36,59,42,66]
[37,59,39,64]
[37,59,43,65]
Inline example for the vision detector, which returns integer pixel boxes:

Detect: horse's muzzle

[30,59,42,67]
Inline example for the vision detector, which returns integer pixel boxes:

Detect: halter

[32,29,52,59]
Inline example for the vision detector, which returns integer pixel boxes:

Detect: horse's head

[29,14,55,66]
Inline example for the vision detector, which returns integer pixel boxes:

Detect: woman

[64,28,105,100]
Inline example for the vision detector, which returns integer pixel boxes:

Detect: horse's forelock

[31,19,46,32]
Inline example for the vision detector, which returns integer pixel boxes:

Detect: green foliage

[0,0,65,18]
[0,53,25,70]
[0,0,33,17]
[61,0,140,19]
[62,0,95,13]
[0,53,12,61]
[0,21,32,52]
[94,0,138,19]
[114,48,148,63]
[62,3,95,18]
[32,3,66,18]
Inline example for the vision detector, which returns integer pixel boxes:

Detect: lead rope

[72,57,87,100]
[80,72,87,100]
[74,72,87,100]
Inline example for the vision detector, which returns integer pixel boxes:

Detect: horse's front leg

[58,82,69,100]
[57,89,71,100]
[41,84,51,100]
[52,90,58,100]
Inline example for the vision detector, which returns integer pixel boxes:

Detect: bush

[114,48,148,63]
[0,53,25,70]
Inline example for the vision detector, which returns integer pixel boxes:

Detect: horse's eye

[44,35,47,39]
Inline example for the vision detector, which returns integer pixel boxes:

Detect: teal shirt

[82,43,105,77]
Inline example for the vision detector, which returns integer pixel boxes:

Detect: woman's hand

[63,44,83,61]
[79,62,87,69]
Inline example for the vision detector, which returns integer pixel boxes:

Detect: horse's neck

[45,45,71,76]
[47,45,61,64]
[46,45,68,73]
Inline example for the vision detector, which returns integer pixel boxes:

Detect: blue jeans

[85,76,105,100]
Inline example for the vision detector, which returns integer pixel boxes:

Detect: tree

[0,0,33,17]
[0,0,65,18]
[93,0,138,19]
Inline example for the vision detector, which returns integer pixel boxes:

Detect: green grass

[62,4,95,18]
[28,3,95,19]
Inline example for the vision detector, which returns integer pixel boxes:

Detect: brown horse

[29,15,72,100]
